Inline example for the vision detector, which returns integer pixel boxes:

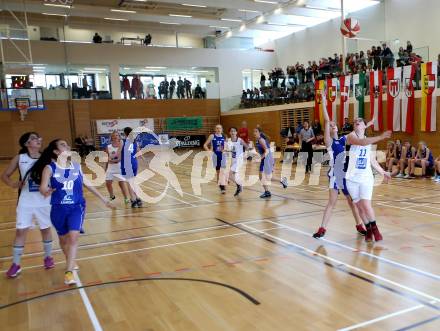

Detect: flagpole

[341,0,347,72]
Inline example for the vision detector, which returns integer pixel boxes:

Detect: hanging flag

[386,67,402,131]
[421,62,437,132]
[353,73,365,119]
[314,80,325,127]
[326,78,338,122]
[369,70,383,131]
[339,75,351,127]
[401,65,416,134]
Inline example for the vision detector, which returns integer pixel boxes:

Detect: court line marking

[337,304,426,331]
[263,220,440,280]
[74,271,104,331]
[242,224,440,303]
[377,203,440,218]
[147,179,214,203]
[0,219,264,261]
[139,183,196,207]
[0,225,282,272]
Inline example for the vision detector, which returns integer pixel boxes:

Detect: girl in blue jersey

[119,127,142,207]
[31,139,113,285]
[394,141,416,177]
[204,124,227,194]
[254,127,274,198]
[313,107,390,238]
[406,141,434,178]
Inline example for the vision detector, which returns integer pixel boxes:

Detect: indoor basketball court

[0,0,439,330]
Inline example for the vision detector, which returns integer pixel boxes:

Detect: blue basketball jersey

[328,136,347,178]
[212,134,225,154]
[421,148,433,163]
[120,138,138,177]
[49,161,85,205]
[256,134,270,156]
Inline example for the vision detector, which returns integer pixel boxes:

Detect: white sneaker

[404,174,410,179]
[395,173,405,178]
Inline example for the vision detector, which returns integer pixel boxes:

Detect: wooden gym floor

[0,153,439,331]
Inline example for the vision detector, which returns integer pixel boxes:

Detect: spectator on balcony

[382,43,394,69]
[177,77,184,99]
[260,73,266,88]
[93,33,102,43]
[194,84,203,99]
[143,34,152,46]
[342,118,353,134]
[163,78,169,99]
[169,78,176,99]
[372,46,381,70]
[184,78,192,98]
[406,41,413,54]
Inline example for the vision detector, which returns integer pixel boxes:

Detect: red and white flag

[421,62,437,132]
[386,67,402,131]
[326,78,338,122]
[401,65,416,134]
[369,70,383,131]
[339,75,350,128]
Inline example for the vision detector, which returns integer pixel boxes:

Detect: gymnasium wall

[0,99,220,159]
[220,95,440,156]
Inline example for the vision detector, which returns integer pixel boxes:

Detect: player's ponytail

[30,139,61,185]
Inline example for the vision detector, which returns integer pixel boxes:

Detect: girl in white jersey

[1,132,54,278]
[225,127,249,196]
[345,118,391,242]
[105,132,129,203]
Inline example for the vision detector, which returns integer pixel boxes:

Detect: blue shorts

[121,165,138,178]
[259,155,274,174]
[50,203,85,236]
[213,152,226,171]
[328,176,349,196]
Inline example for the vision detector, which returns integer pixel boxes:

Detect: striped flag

[421,62,437,131]
[353,73,365,119]
[401,65,416,134]
[386,67,402,131]
[369,70,383,131]
[339,75,351,127]
[314,80,326,127]
[326,78,338,122]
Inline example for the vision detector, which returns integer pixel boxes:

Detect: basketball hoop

[17,104,28,121]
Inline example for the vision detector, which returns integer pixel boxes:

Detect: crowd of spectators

[240,41,431,109]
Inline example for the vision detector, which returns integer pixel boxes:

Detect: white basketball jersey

[18,153,50,208]
[229,138,244,159]
[107,144,119,162]
[346,144,373,183]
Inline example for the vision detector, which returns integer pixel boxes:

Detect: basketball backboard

[0,88,46,111]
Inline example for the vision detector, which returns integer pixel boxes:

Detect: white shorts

[106,164,125,181]
[16,206,52,230]
[346,180,374,203]
[230,157,244,173]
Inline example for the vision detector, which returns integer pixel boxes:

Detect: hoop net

[17,104,29,121]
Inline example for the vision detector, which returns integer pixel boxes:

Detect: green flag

[353,73,365,119]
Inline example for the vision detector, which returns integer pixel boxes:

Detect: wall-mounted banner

[171,135,206,148]
[96,118,154,134]
[166,117,203,130]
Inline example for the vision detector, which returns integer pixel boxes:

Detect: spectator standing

[299,121,315,173]
[169,78,176,99]
[184,78,192,98]
[93,33,102,43]
[177,77,184,99]
[260,73,266,88]
[163,78,169,99]
[194,84,203,98]
[406,41,413,54]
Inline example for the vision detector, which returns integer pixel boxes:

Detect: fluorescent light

[110,9,137,13]
[305,5,340,12]
[61,40,92,43]
[274,8,282,14]
[238,9,260,13]
[209,25,229,29]
[256,15,265,23]
[169,14,192,18]
[239,24,246,31]
[267,22,287,26]
[226,31,232,38]
[182,3,207,8]
[145,66,167,69]
[254,0,278,4]
[140,69,161,72]
[33,66,45,69]
[221,18,242,22]
[123,67,131,70]
[44,3,72,8]
[160,22,181,25]
[104,17,129,21]
[84,68,107,71]
[42,13,68,17]
[192,70,209,73]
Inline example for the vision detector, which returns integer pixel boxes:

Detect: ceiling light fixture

[169,14,192,18]
[267,22,287,26]
[145,66,167,69]
[160,22,181,25]
[256,15,265,23]
[304,5,340,12]
[238,9,260,13]
[181,3,207,8]
[239,24,246,31]
[274,8,282,14]
[110,9,137,13]
[104,17,129,21]
[221,18,242,22]
[42,13,68,17]
[254,0,278,4]
[209,25,230,29]
[83,68,107,71]
[43,3,72,8]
